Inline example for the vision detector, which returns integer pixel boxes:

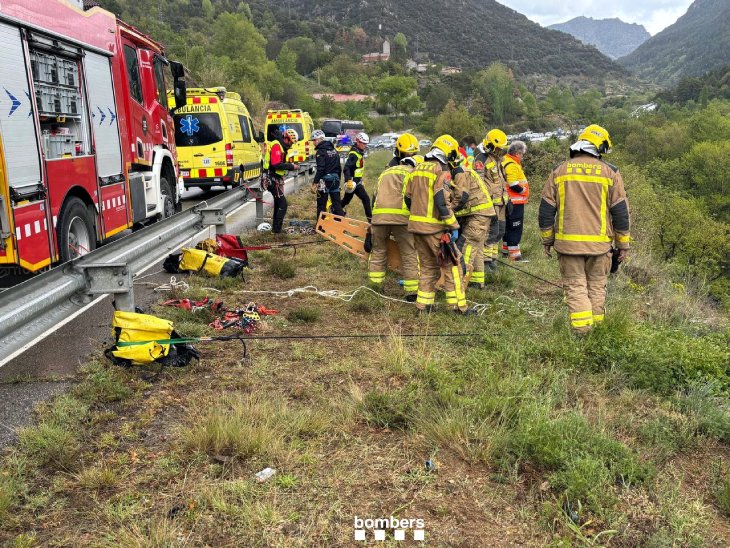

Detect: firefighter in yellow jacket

[452,163,496,289]
[405,135,468,314]
[473,129,509,271]
[368,155,422,301]
[539,124,630,333]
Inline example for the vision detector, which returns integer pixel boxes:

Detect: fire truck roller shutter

[85,51,123,180]
[0,22,42,192]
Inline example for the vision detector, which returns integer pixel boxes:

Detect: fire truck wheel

[160,178,176,219]
[58,197,96,262]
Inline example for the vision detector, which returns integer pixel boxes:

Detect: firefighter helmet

[312,129,325,141]
[355,132,370,145]
[430,134,461,167]
[395,133,419,155]
[483,129,508,151]
[579,124,612,154]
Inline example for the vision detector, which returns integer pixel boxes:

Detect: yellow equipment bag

[105,311,200,367]
[109,311,173,364]
[177,247,244,277]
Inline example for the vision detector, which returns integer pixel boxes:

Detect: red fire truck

[0,0,187,273]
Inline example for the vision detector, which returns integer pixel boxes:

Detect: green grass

[267,256,297,279]
[286,305,321,323]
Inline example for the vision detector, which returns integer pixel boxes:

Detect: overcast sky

[494,0,695,35]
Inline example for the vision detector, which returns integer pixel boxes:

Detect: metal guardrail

[0,179,276,366]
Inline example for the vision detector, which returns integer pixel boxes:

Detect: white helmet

[355,132,370,145]
[312,129,325,140]
[257,222,272,232]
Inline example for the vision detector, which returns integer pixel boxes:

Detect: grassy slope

[0,151,729,546]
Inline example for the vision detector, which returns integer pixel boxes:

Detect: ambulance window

[173,113,223,146]
[153,56,167,106]
[238,116,251,142]
[123,46,144,104]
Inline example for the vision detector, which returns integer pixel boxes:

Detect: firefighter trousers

[368,224,418,295]
[558,252,611,333]
[342,183,373,222]
[484,204,506,262]
[413,233,467,312]
[458,216,490,287]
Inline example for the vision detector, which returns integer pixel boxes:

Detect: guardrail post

[255,188,264,224]
[198,208,227,235]
[78,263,135,312]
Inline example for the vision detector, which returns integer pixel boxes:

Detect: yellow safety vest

[263,140,287,177]
[349,149,364,180]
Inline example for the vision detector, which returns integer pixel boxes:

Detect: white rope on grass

[133,275,190,293]
[233,285,414,305]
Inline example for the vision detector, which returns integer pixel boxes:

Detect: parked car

[419,139,432,149]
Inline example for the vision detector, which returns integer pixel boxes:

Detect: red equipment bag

[215,234,249,265]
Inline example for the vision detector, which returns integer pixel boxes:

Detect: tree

[277,44,297,77]
[434,100,483,139]
[424,84,452,115]
[391,32,408,63]
[475,63,518,124]
[375,76,419,117]
[284,36,318,75]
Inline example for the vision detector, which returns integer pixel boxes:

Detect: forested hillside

[619,0,730,83]
[549,16,649,59]
[99,0,623,80]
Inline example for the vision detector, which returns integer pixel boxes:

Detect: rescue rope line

[495,259,564,289]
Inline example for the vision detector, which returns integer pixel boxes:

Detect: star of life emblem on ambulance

[180,115,199,137]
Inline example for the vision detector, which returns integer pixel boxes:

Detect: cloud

[494,0,695,35]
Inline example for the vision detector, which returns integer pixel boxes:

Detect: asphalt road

[0,172,309,448]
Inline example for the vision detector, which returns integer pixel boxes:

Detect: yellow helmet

[412,154,424,164]
[395,133,419,155]
[430,134,461,167]
[579,124,612,153]
[483,129,508,151]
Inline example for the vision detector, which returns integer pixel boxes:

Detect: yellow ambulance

[264,109,315,163]
[168,87,263,189]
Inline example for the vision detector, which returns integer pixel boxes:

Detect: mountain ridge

[618,0,730,83]
[548,16,650,59]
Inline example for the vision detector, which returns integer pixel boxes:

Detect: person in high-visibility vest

[404,135,468,314]
[452,161,496,289]
[473,129,509,271]
[502,140,530,261]
[368,155,423,301]
[388,132,420,168]
[341,132,372,221]
[539,124,630,334]
[263,127,299,233]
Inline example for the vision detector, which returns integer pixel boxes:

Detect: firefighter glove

[310,183,318,195]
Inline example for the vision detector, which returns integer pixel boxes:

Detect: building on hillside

[440,66,462,75]
[361,39,390,64]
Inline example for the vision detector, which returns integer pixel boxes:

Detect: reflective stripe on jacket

[539,153,630,255]
[371,165,413,225]
[404,161,458,234]
[503,154,530,204]
[453,168,495,217]
[476,151,508,206]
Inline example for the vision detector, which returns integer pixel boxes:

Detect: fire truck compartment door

[0,22,42,191]
[85,51,123,180]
